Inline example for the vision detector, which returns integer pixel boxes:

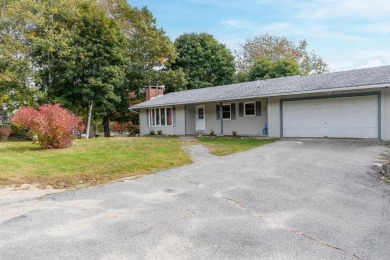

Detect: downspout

[220,102,224,136]
[184,105,187,135]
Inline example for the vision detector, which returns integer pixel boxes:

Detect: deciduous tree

[32,0,127,137]
[248,58,300,81]
[172,33,235,90]
[1,0,183,137]
[236,33,328,75]
[0,0,44,113]
[95,0,182,130]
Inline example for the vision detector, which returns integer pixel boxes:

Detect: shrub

[128,127,140,136]
[149,129,155,135]
[232,131,237,137]
[210,130,215,136]
[112,121,133,134]
[0,126,11,141]
[157,130,163,135]
[9,125,30,140]
[11,104,85,149]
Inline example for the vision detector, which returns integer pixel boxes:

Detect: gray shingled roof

[132,65,390,109]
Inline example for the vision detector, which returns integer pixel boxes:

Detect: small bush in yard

[0,126,11,141]
[157,130,163,135]
[11,104,85,149]
[149,129,155,135]
[112,121,133,134]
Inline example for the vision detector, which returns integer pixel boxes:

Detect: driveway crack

[128,226,155,239]
[162,174,363,260]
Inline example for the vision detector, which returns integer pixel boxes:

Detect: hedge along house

[131,65,390,140]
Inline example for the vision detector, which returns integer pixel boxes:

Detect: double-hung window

[149,107,173,126]
[222,104,231,120]
[244,102,255,116]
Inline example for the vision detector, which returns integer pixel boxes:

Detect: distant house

[131,65,390,140]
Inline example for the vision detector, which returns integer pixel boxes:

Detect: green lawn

[197,137,276,156]
[0,136,276,188]
[0,137,191,188]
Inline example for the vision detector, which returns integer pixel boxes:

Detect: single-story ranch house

[131,65,390,140]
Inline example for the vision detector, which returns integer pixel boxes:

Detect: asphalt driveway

[1,139,390,259]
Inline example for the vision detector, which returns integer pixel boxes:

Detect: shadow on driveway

[1,139,390,259]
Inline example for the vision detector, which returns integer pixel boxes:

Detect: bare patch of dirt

[0,183,65,206]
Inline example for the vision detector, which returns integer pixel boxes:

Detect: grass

[197,137,276,156]
[0,137,191,188]
[0,136,276,189]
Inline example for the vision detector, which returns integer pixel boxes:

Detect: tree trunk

[103,116,110,137]
[86,103,93,139]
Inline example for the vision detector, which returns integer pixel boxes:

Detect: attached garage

[281,94,380,139]
[133,66,390,140]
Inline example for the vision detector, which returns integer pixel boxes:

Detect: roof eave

[130,83,390,109]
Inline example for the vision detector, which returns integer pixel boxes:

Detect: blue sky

[131,0,390,72]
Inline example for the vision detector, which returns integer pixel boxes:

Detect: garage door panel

[282,95,378,138]
[284,127,378,138]
[284,107,378,119]
[285,96,377,110]
[285,117,377,128]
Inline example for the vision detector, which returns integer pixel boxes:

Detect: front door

[195,105,205,131]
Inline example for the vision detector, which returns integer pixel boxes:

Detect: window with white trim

[244,102,255,116]
[149,107,173,126]
[222,104,231,119]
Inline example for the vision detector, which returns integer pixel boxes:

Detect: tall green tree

[96,0,185,120]
[247,58,300,81]
[1,0,183,136]
[0,0,45,116]
[96,0,182,93]
[236,33,328,75]
[32,0,127,137]
[171,33,235,90]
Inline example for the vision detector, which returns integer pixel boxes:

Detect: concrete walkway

[1,139,390,259]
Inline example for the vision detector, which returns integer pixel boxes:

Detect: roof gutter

[130,83,390,109]
[128,108,140,114]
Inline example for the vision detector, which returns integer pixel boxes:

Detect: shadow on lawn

[0,141,42,152]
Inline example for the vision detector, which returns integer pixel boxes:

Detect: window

[149,109,155,126]
[156,108,160,125]
[166,107,173,126]
[161,108,166,125]
[149,107,173,126]
[222,104,231,119]
[198,107,204,119]
[244,102,255,116]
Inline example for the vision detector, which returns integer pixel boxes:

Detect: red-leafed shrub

[112,121,133,133]
[0,126,11,141]
[11,104,85,149]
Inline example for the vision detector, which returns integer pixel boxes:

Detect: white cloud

[221,20,291,32]
[257,23,291,32]
[300,0,390,19]
[254,23,362,42]
[328,51,390,71]
[221,19,251,29]
[218,37,242,53]
[296,26,362,42]
[357,23,390,34]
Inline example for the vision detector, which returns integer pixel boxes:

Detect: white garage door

[282,95,378,138]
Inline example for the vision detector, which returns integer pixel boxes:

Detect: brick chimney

[145,85,165,101]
